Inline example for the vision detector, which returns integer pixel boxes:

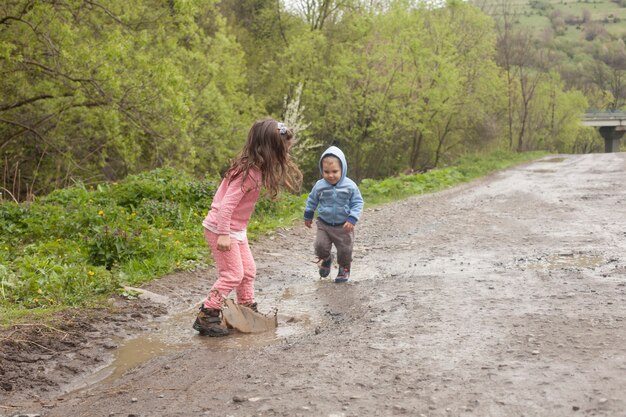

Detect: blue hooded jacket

[304,146,364,226]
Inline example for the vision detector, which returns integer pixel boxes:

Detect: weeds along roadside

[0,150,546,323]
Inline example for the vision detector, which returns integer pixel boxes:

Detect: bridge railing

[582,111,626,120]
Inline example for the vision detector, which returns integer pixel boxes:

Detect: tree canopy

[1,0,599,201]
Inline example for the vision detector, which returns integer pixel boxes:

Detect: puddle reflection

[65,281,323,394]
[105,337,178,381]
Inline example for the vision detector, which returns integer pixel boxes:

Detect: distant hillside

[473,0,626,41]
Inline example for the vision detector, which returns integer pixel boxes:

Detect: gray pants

[314,220,355,267]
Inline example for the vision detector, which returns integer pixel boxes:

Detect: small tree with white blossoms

[283,82,323,182]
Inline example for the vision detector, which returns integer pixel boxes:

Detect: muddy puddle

[530,169,557,174]
[537,157,566,163]
[60,279,327,395]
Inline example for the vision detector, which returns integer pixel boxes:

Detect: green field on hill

[474,0,626,40]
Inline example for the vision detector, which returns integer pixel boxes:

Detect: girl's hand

[216,234,231,251]
[343,222,354,231]
[304,220,312,228]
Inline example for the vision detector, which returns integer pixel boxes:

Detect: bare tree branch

[275,0,289,47]
[0,115,68,159]
[0,8,59,55]
[0,116,48,143]
[84,0,130,28]
[21,59,94,83]
[0,186,19,203]
[0,0,35,26]
[0,94,56,112]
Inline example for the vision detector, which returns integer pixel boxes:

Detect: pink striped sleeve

[214,169,262,234]
[215,174,246,234]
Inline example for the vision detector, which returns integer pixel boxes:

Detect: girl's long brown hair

[226,118,303,198]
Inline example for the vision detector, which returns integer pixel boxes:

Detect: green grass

[360,150,547,205]
[477,0,626,39]
[0,150,547,323]
[0,304,66,326]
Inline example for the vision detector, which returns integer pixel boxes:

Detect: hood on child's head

[319,146,347,184]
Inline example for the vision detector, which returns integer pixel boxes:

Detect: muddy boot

[192,306,229,337]
[334,265,350,283]
[319,254,333,278]
[241,302,259,313]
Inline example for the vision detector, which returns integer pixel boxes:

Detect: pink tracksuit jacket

[203,167,262,235]
[202,167,262,309]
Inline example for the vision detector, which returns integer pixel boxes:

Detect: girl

[193,119,302,337]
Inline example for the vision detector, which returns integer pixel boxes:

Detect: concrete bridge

[582,112,626,152]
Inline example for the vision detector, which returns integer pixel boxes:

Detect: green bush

[0,203,30,241]
[4,255,117,307]
[110,168,217,211]
[87,225,146,270]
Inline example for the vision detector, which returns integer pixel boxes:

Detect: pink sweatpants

[203,228,256,309]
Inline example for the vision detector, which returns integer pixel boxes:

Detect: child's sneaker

[319,254,333,278]
[241,302,258,313]
[192,306,229,337]
[334,265,350,283]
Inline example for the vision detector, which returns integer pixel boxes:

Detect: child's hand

[304,219,312,228]
[216,234,231,251]
[343,222,354,231]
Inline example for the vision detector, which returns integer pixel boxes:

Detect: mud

[1,153,626,416]
[221,299,278,334]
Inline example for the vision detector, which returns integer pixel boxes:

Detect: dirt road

[2,153,626,417]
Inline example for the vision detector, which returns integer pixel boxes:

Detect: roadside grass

[361,150,547,205]
[0,150,546,324]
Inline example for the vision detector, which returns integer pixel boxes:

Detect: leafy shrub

[3,255,117,307]
[530,0,554,12]
[0,169,216,309]
[43,183,92,205]
[137,199,186,227]
[249,192,308,234]
[110,168,217,210]
[87,226,146,270]
[0,202,30,241]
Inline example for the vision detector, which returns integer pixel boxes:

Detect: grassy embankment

[0,150,546,324]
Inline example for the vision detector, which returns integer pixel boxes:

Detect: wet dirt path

[4,153,626,417]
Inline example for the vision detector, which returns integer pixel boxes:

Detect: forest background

[0,0,625,316]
